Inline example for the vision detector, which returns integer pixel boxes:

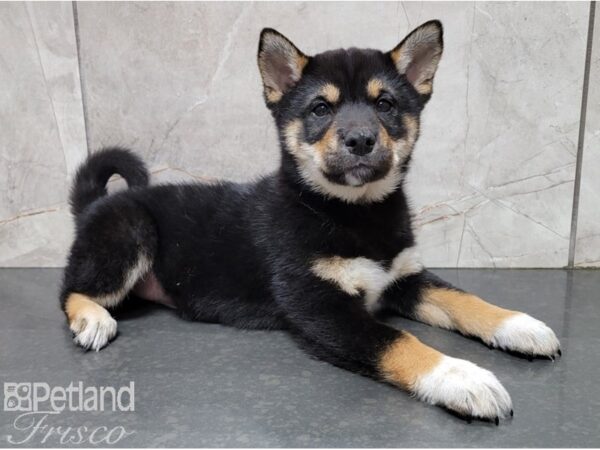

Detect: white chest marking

[311,247,422,311]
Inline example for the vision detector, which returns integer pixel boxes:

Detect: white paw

[70,308,117,351]
[414,356,512,420]
[491,313,560,357]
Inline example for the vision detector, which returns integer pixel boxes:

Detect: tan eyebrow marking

[319,83,341,104]
[367,78,386,99]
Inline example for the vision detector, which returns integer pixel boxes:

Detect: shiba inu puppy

[61,21,560,423]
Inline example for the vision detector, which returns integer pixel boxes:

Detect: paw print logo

[3,383,32,411]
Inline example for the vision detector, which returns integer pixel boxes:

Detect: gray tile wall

[1,1,597,268]
[0,2,85,266]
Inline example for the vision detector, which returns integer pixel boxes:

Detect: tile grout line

[568,0,596,269]
[72,1,90,156]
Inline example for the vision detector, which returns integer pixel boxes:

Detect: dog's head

[257,21,443,203]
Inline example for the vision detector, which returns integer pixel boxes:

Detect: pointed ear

[258,29,309,105]
[389,20,443,96]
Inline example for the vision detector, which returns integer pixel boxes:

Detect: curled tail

[70,147,149,216]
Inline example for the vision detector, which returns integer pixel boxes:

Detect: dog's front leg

[381,270,561,358]
[273,270,513,422]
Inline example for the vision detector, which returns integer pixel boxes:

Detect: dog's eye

[312,103,330,117]
[376,98,393,113]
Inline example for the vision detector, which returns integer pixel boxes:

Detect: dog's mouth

[322,160,391,187]
[344,163,380,186]
[322,152,392,187]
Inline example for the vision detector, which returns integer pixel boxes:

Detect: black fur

[70,147,149,217]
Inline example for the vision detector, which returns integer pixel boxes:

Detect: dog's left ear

[258,29,309,105]
[389,20,443,96]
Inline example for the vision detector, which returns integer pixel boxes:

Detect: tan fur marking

[296,54,309,73]
[383,114,419,164]
[65,293,108,327]
[319,83,340,104]
[312,256,362,296]
[367,78,385,99]
[415,80,433,95]
[379,125,395,151]
[313,124,338,155]
[284,119,303,157]
[266,89,283,103]
[379,333,443,389]
[390,46,405,68]
[419,288,518,341]
[415,301,453,329]
[402,114,419,145]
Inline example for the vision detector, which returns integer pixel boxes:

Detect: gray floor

[0,269,599,447]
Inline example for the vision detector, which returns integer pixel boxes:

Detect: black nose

[344,130,376,156]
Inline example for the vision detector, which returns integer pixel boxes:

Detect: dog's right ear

[258,29,309,106]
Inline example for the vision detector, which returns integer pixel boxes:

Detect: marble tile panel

[0,2,86,267]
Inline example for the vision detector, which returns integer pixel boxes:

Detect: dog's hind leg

[60,195,156,351]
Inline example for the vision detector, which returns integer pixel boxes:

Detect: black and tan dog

[61,21,560,423]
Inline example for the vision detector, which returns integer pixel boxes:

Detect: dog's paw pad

[414,356,512,420]
[491,313,560,357]
[70,309,117,351]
